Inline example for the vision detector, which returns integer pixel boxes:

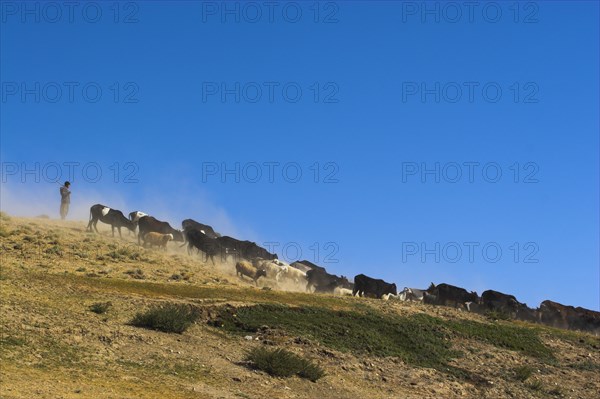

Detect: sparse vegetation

[548,386,564,396]
[0,211,11,221]
[45,245,63,256]
[245,347,325,382]
[526,379,544,391]
[214,304,555,378]
[485,310,511,321]
[514,365,534,381]
[447,319,555,361]
[217,304,461,374]
[107,247,144,261]
[89,301,112,314]
[0,225,9,237]
[124,268,145,279]
[0,335,27,347]
[130,303,200,333]
[568,360,600,372]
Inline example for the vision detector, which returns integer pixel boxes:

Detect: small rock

[244,335,253,340]
[232,377,242,382]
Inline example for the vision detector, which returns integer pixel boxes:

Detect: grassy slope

[1,215,599,399]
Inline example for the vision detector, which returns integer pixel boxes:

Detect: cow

[278,265,307,285]
[426,283,479,310]
[137,216,184,245]
[540,300,571,329]
[290,260,327,274]
[306,269,350,294]
[235,261,267,286]
[397,287,427,302]
[184,228,226,265]
[87,204,136,238]
[570,306,600,334]
[481,290,519,311]
[216,236,277,261]
[126,211,148,235]
[289,261,313,273]
[252,258,284,280]
[423,291,437,305]
[480,290,536,321]
[181,219,220,239]
[129,211,148,223]
[353,274,397,299]
[142,232,173,251]
[539,300,600,334]
[334,287,354,296]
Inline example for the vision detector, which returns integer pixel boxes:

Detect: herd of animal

[86,203,600,335]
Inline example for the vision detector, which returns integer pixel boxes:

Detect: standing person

[59,181,71,220]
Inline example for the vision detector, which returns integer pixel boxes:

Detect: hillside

[1,214,599,399]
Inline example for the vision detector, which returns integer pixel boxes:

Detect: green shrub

[486,310,511,321]
[514,365,534,381]
[447,319,554,361]
[213,304,554,381]
[130,303,200,334]
[216,304,460,373]
[568,360,600,372]
[45,245,63,256]
[245,347,325,382]
[0,225,9,237]
[89,301,112,314]
[526,379,544,391]
[125,268,145,279]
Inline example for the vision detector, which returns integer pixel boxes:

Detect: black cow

[181,219,220,239]
[481,290,520,313]
[129,211,148,223]
[87,204,136,238]
[216,236,277,261]
[291,260,327,274]
[184,229,225,264]
[125,211,148,235]
[540,300,600,334]
[426,283,478,309]
[305,269,350,293]
[137,216,184,245]
[480,290,536,321]
[353,274,397,299]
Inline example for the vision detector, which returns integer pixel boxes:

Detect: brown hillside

[1,214,599,399]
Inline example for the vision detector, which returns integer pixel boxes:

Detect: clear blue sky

[1,1,598,310]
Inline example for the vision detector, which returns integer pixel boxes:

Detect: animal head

[127,220,137,231]
[257,269,267,279]
[427,282,436,292]
[389,283,398,296]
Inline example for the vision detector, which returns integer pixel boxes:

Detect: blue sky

[1,1,598,310]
